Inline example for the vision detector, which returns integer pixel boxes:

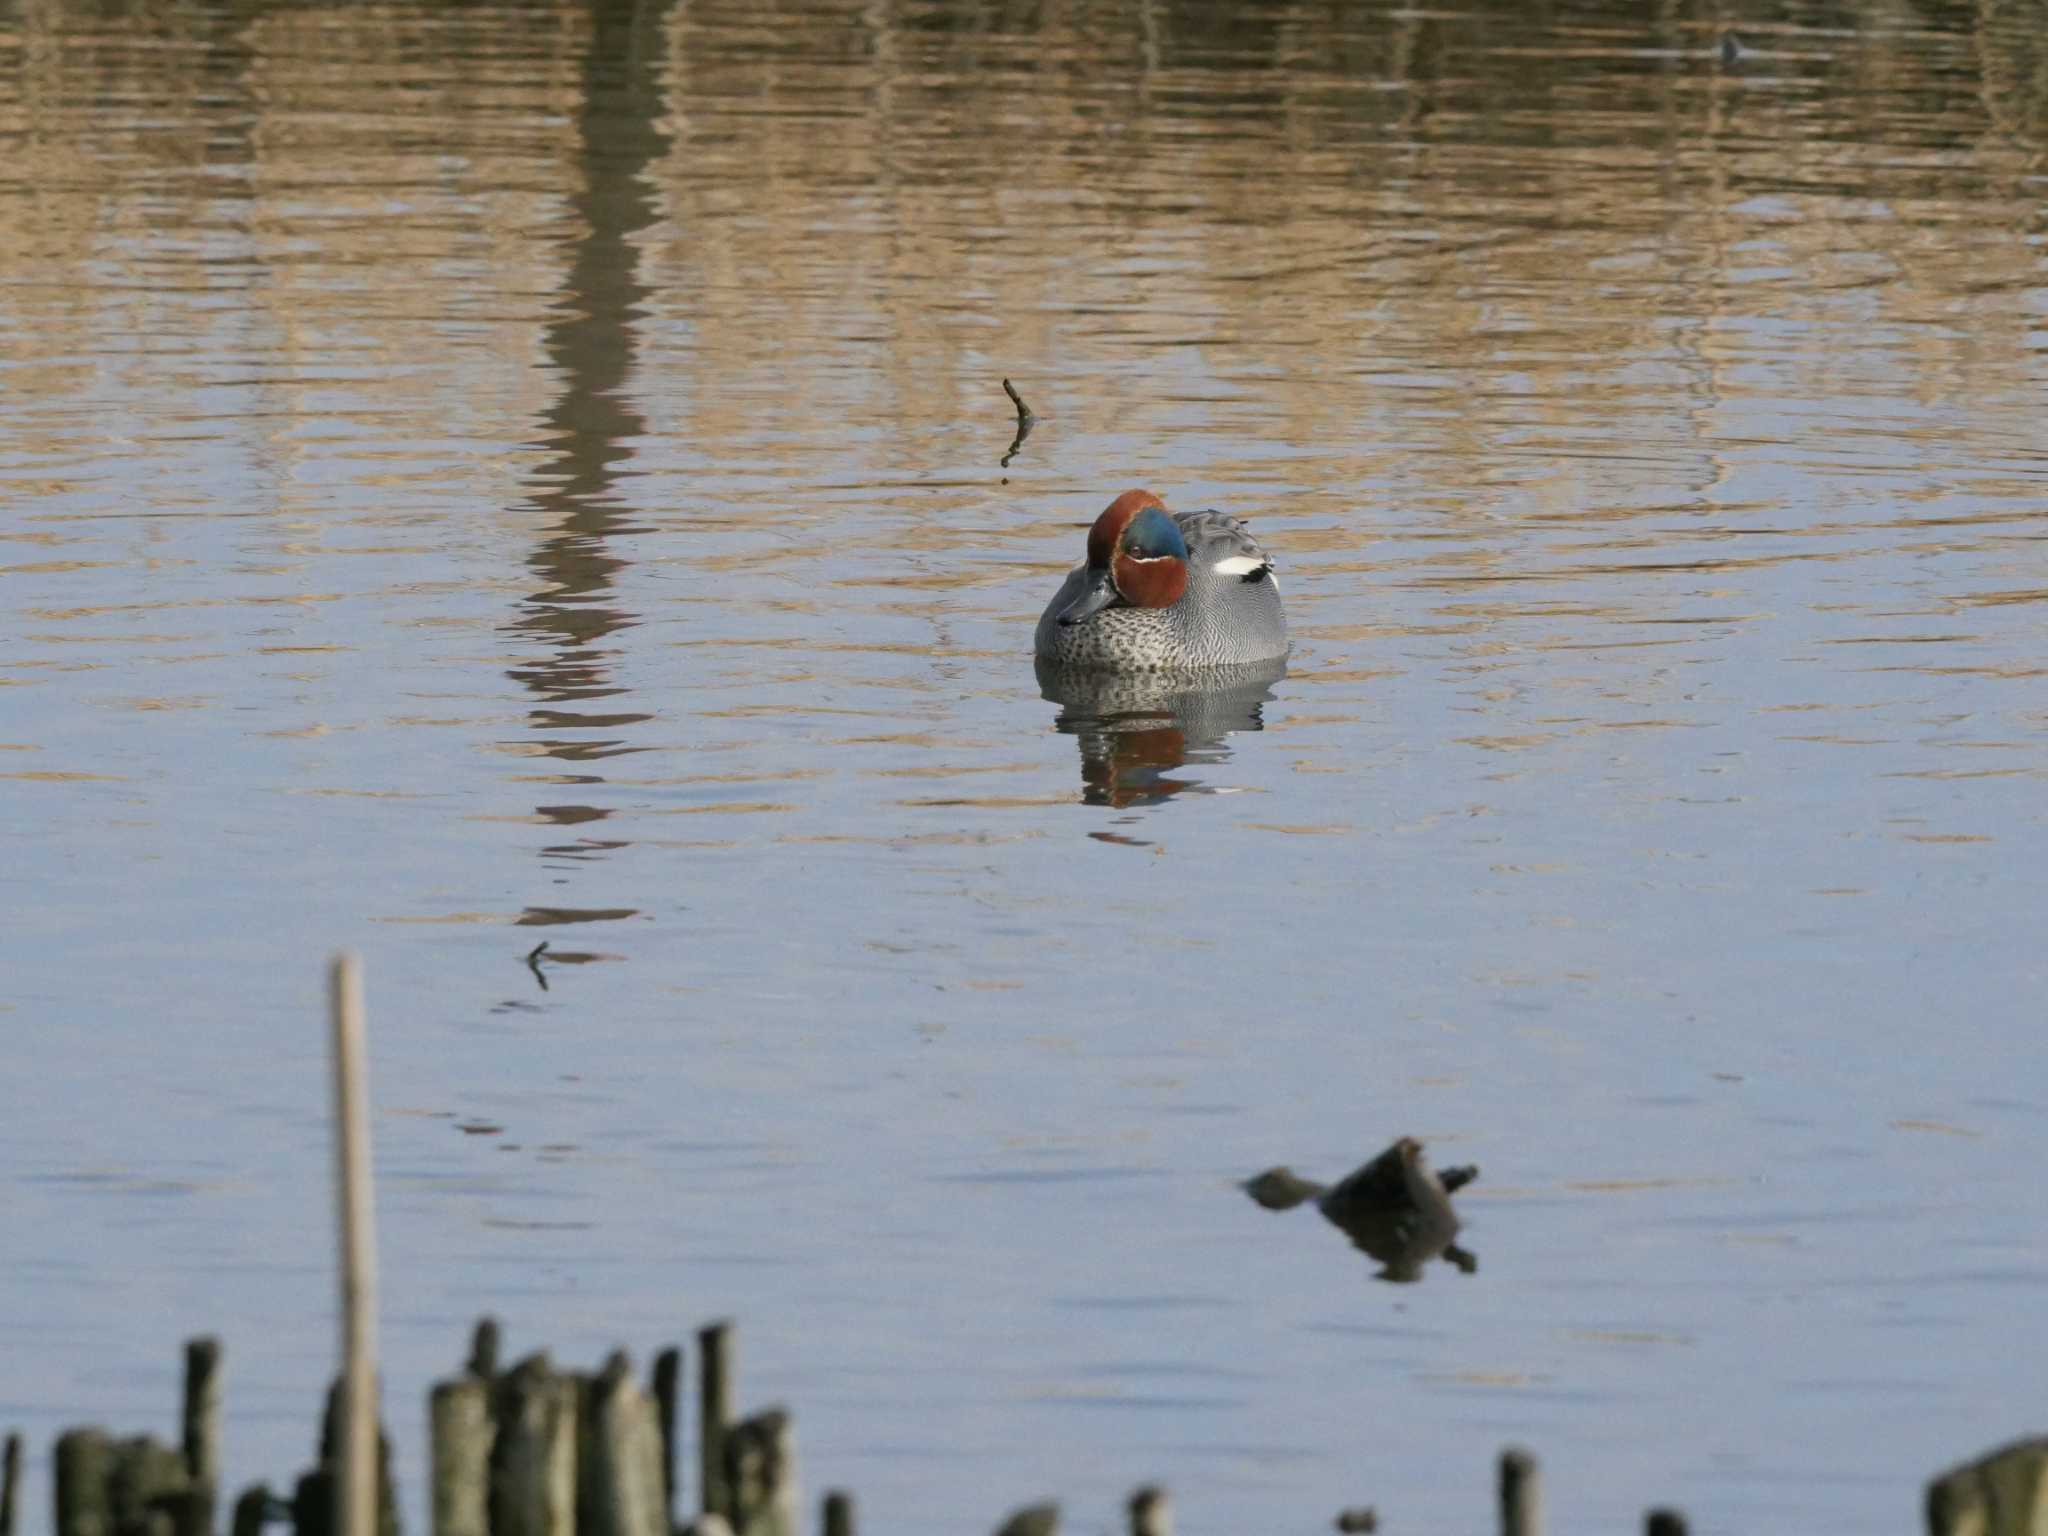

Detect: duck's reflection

[1037,657,1285,809]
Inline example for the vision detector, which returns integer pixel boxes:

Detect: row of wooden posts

[10,957,2037,1536]
[0,1321,1631,1536]
[6,1321,2044,1536]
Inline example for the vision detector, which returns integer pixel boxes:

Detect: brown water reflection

[4,3,2048,1535]
[506,0,671,926]
[1037,658,1285,811]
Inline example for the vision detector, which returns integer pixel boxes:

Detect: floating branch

[1000,379,1037,468]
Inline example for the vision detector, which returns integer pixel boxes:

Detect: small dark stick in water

[1001,379,1037,468]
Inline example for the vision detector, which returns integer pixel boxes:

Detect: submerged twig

[1000,378,1037,468]
[524,940,550,991]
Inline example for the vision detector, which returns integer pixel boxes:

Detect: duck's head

[1053,489,1189,628]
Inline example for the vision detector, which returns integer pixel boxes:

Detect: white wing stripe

[1211,554,1266,576]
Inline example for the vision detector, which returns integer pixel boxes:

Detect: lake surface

[4,0,2046,1530]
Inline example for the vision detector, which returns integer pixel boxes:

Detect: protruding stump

[430,1378,493,1536]
[317,1382,397,1536]
[821,1491,854,1536]
[696,1324,733,1523]
[1335,1511,1379,1534]
[1500,1449,1541,1536]
[1128,1486,1170,1536]
[294,1469,335,1536]
[183,1338,223,1536]
[107,1436,192,1536]
[489,1357,577,1536]
[582,1353,664,1536]
[722,1410,794,1536]
[651,1348,682,1522]
[1645,1511,1689,1536]
[230,1485,271,1536]
[467,1322,500,1386]
[1927,1437,2048,1536]
[2,1433,21,1536]
[993,1505,1059,1536]
[56,1429,114,1536]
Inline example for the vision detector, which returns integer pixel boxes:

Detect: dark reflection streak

[505,0,673,933]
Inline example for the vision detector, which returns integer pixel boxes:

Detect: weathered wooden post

[1645,1510,1688,1535]
[467,1321,500,1386]
[1927,1437,2048,1536]
[330,953,379,1536]
[993,1504,1059,1536]
[55,1428,113,1536]
[230,1485,271,1536]
[309,1384,397,1536]
[820,1491,854,1536]
[107,1436,190,1536]
[430,1377,492,1536]
[651,1347,682,1523]
[1127,1486,1170,1536]
[696,1324,733,1523]
[182,1338,222,1536]
[722,1410,795,1536]
[1500,1448,1541,1536]
[1,1432,21,1536]
[582,1353,665,1536]
[489,1356,577,1536]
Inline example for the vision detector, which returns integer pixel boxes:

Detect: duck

[1034,490,1288,669]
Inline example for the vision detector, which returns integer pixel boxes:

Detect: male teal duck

[1033,490,1288,669]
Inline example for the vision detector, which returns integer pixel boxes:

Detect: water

[4,0,2047,1530]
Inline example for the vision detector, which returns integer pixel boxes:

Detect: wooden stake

[54,1429,111,1536]
[993,1504,1058,1536]
[1645,1512,1689,1536]
[652,1347,682,1522]
[230,1484,271,1536]
[723,1410,795,1536]
[431,1378,492,1536]
[183,1337,223,1536]
[330,953,379,1536]
[1500,1448,1541,1536]
[696,1323,732,1522]
[584,1353,665,1536]
[490,1356,577,1536]
[468,1319,501,1384]
[1128,1486,1170,1536]
[0,1434,20,1536]
[821,1491,854,1536]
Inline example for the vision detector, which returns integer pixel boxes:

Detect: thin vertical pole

[331,953,378,1536]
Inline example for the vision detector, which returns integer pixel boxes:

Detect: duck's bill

[1055,569,1118,627]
